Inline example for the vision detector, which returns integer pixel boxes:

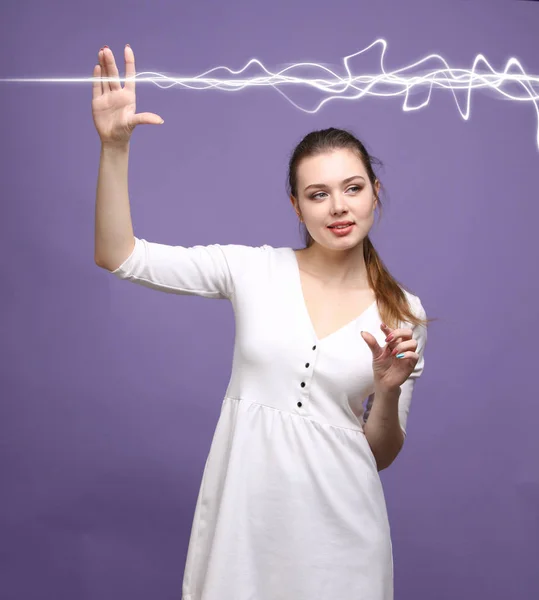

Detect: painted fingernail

[386,334,394,342]
[396,353,405,359]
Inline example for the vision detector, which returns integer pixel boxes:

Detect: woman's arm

[94,142,135,270]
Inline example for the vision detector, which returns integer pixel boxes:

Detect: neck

[300,242,370,289]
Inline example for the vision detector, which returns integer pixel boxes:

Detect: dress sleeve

[397,295,428,438]
[363,295,428,438]
[109,236,264,300]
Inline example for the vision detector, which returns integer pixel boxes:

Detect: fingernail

[396,353,405,359]
[386,334,394,342]
[126,44,130,47]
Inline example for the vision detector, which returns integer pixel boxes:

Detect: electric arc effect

[2,38,539,148]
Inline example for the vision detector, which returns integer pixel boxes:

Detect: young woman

[93,44,430,600]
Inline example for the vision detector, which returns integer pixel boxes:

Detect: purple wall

[1,0,538,598]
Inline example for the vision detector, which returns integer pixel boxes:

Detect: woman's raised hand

[92,45,164,145]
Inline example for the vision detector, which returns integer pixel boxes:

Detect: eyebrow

[304,175,366,193]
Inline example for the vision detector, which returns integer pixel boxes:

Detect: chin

[318,236,362,251]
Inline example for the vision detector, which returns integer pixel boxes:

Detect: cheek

[306,206,326,221]
[357,201,376,219]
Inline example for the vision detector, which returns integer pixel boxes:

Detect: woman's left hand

[360,323,418,392]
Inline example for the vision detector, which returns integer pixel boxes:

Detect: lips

[328,221,354,228]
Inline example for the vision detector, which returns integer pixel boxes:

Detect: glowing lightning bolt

[3,38,539,149]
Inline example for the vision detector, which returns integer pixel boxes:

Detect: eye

[310,185,362,200]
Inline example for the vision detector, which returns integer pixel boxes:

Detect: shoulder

[217,243,289,260]
[216,243,280,261]
[401,289,427,324]
[215,243,290,273]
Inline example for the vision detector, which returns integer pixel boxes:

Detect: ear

[373,180,380,208]
[290,195,301,219]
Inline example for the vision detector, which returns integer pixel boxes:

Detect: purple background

[1,0,538,598]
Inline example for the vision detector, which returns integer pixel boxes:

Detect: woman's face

[291,148,379,250]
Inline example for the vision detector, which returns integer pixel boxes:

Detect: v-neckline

[288,248,377,344]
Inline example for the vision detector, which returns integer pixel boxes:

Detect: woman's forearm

[364,386,405,471]
[94,142,135,270]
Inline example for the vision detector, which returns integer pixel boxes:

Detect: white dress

[111,238,428,600]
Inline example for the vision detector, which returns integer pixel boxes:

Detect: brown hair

[286,127,435,331]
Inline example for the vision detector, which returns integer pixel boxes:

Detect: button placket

[297,343,317,410]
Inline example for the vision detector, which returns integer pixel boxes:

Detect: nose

[330,192,349,215]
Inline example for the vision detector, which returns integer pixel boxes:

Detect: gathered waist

[222,395,366,435]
